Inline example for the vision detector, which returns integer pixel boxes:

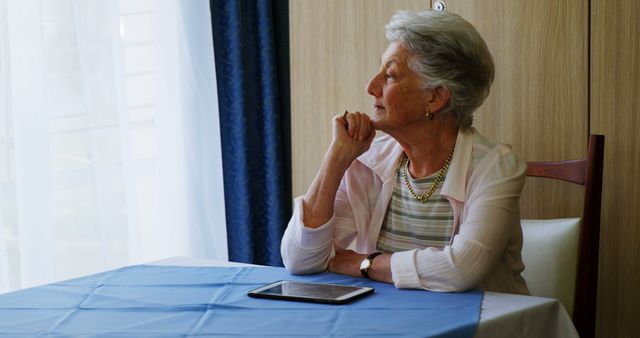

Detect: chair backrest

[521,218,580,313]
[521,134,604,338]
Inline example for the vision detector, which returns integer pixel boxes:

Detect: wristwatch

[359,252,383,279]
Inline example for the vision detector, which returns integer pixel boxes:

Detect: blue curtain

[209,0,291,266]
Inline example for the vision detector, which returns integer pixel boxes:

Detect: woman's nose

[366,73,382,97]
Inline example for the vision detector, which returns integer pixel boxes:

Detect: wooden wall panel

[290,0,427,199]
[440,0,589,219]
[591,0,640,336]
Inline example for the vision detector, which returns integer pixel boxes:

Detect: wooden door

[591,0,640,336]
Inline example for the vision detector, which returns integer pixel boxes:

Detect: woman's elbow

[422,251,492,292]
[446,272,483,292]
[423,268,484,292]
[282,256,327,275]
[281,246,329,275]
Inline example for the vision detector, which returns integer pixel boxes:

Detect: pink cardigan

[281,128,529,295]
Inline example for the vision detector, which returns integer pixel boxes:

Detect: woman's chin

[370,116,386,131]
[370,119,381,131]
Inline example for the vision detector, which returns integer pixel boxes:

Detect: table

[1,261,481,337]
[154,257,579,338]
[0,256,577,337]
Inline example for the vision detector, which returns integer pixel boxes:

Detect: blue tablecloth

[0,265,483,337]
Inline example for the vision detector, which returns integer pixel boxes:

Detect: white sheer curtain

[0,0,227,293]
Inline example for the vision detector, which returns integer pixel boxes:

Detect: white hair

[385,10,495,130]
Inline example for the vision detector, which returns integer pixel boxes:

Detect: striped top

[376,165,454,253]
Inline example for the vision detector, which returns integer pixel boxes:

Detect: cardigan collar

[356,128,475,203]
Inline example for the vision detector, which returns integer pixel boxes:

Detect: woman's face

[366,42,429,133]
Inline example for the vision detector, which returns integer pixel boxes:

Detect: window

[0,0,226,293]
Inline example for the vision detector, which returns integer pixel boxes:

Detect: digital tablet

[247,280,374,304]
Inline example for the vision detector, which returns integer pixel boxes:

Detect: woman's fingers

[358,112,371,141]
[333,112,349,137]
[346,113,356,138]
[330,111,375,162]
[343,111,372,142]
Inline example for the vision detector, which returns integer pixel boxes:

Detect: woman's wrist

[327,141,360,170]
[368,253,393,283]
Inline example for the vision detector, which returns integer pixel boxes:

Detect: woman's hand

[328,249,366,277]
[329,249,394,283]
[329,111,376,167]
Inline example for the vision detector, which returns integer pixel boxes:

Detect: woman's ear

[425,86,451,113]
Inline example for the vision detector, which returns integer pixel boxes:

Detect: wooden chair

[520,134,604,338]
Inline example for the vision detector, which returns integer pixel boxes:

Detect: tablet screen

[247,280,374,304]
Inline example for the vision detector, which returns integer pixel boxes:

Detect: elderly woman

[281,10,529,295]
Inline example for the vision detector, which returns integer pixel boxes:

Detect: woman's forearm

[302,145,354,228]
[302,112,376,228]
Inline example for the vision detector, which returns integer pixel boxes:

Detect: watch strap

[360,252,383,279]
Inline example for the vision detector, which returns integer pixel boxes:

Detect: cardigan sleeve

[281,178,359,274]
[390,144,527,291]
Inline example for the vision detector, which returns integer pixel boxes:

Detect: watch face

[359,258,370,271]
